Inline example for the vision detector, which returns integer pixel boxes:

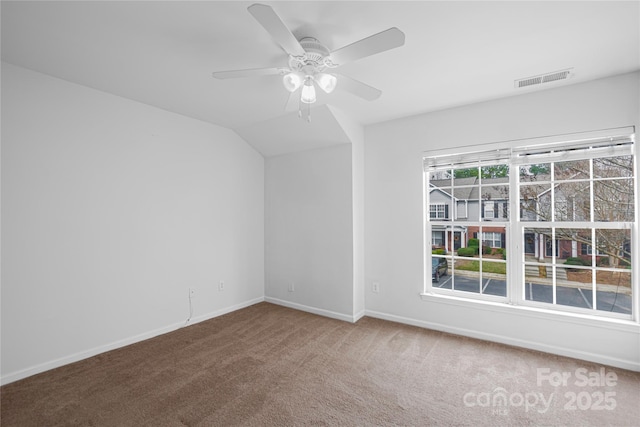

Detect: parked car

[432,257,448,282]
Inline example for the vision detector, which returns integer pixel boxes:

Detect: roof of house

[430,177,509,201]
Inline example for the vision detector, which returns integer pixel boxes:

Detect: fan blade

[212,67,287,79]
[329,27,405,66]
[248,4,305,57]
[336,74,382,101]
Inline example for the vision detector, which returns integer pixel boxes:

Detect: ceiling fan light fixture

[300,78,316,104]
[282,72,302,92]
[316,73,337,93]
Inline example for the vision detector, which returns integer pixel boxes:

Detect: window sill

[420,292,639,333]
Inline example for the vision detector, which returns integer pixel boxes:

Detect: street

[435,275,631,314]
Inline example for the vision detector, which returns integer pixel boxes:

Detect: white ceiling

[2,1,639,156]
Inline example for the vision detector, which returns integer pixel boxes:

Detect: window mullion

[591,228,597,311]
[589,158,595,222]
[551,228,557,305]
[424,172,432,293]
[509,161,520,306]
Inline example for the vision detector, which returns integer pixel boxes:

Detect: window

[482,232,503,248]
[430,203,448,219]
[424,129,636,320]
[483,201,495,218]
[581,240,606,256]
[426,163,509,298]
[483,200,508,219]
[432,231,444,247]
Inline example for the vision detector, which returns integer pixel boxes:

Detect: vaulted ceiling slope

[2,1,639,156]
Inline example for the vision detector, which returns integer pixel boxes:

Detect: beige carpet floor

[1,302,639,426]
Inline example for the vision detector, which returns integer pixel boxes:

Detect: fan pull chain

[297,104,311,122]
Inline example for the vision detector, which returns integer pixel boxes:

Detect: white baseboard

[1,297,265,385]
[364,309,640,372]
[188,296,265,325]
[265,297,359,323]
[7,297,633,385]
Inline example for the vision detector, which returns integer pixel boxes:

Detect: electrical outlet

[288,282,295,292]
[219,281,225,291]
[372,282,380,293]
[189,287,196,298]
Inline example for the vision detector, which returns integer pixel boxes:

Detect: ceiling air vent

[515,69,573,89]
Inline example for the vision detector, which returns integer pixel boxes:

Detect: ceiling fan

[212,3,405,119]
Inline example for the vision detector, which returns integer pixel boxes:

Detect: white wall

[3,61,638,385]
[1,63,265,384]
[364,72,640,371]
[265,144,354,320]
[330,106,366,320]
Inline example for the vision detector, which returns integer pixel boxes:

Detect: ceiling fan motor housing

[289,37,335,75]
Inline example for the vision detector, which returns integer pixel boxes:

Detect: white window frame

[422,127,638,323]
[482,231,502,248]
[483,201,495,219]
[582,242,606,256]
[430,203,447,219]
[432,230,444,247]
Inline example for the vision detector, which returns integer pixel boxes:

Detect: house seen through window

[424,130,636,319]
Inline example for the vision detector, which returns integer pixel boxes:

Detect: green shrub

[596,257,609,267]
[482,245,492,255]
[432,248,446,255]
[564,257,590,266]
[457,247,477,257]
[564,257,590,271]
[468,238,480,247]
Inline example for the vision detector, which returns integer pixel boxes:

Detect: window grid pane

[429,160,509,298]
[518,152,634,315]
